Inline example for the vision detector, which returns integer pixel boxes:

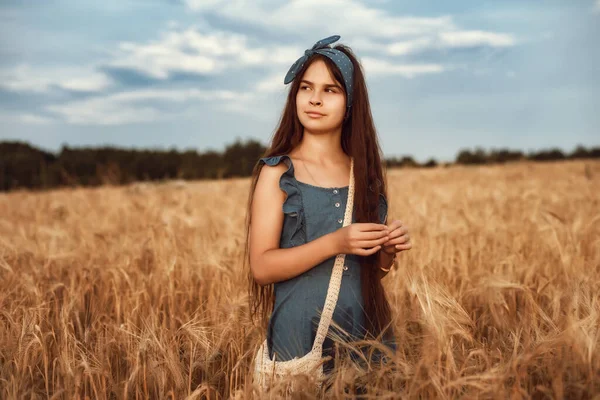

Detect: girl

[244,35,412,377]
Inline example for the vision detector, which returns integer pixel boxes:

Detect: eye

[300,85,310,90]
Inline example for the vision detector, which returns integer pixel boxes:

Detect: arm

[249,162,341,286]
[252,233,341,286]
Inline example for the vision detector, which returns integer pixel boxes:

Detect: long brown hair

[243,44,393,340]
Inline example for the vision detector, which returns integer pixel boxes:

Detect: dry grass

[0,159,599,399]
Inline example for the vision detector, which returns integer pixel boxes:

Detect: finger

[358,235,390,248]
[395,243,412,250]
[358,245,381,256]
[386,227,407,240]
[392,221,408,233]
[359,230,390,240]
[386,234,410,245]
[388,219,403,229]
[358,223,389,232]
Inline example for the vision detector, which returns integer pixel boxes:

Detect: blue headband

[284,35,354,109]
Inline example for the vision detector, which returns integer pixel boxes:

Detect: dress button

[338,218,343,224]
[333,189,338,194]
[343,265,348,271]
[335,202,340,207]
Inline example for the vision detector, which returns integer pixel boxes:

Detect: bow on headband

[284,35,354,109]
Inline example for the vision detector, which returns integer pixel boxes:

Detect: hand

[381,219,412,255]
[334,223,390,256]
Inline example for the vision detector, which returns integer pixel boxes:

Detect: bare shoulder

[253,160,287,215]
[249,161,287,277]
[256,160,289,192]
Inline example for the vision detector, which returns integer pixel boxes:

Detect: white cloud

[184,0,228,11]
[387,38,434,56]
[181,0,517,66]
[0,64,113,93]
[386,30,515,56]
[439,30,515,47]
[0,113,56,125]
[107,28,299,80]
[0,0,521,131]
[45,88,255,125]
[110,39,218,79]
[361,58,445,78]
[7,1,513,102]
[185,0,454,39]
[182,0,516,48]
[255,73,287,93]
[18,113,56,125]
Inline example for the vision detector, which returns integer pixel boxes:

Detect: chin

[299,117,342,132]
[301,122,336,132]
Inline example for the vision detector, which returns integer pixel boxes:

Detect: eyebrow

[300,79,343,90]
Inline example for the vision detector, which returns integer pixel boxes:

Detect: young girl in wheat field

[243,35,412,384]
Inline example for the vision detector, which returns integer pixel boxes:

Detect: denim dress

[258,155,397,373]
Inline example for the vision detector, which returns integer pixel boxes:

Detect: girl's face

[295,59,346,133]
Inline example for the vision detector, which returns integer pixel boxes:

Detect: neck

[295,126,347,164]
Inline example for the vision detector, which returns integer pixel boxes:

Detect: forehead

[301,59,340,85]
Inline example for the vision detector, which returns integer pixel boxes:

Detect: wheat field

[0,159,598,399]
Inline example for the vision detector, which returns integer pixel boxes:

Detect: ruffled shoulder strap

[258,155,301,212]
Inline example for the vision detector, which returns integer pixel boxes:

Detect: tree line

[0,139,598,192]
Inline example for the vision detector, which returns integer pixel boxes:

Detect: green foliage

[0,140,598,192]
[456,147,488,165]
[454,145,598,165]
[385,156,419,168]
[222,137,266,178]
[0,139,266,191]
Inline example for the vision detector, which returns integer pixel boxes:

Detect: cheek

[295,93,303,111]
[332,93,346,108]
[296,90,308,103]
[331,97,346,116]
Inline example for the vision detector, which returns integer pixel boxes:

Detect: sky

[0,0,598,163]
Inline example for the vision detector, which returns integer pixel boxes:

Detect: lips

[305,111,325,117]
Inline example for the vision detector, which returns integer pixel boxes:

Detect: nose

[309,91,322,106]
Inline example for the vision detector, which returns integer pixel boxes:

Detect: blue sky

[1,0,598,162]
